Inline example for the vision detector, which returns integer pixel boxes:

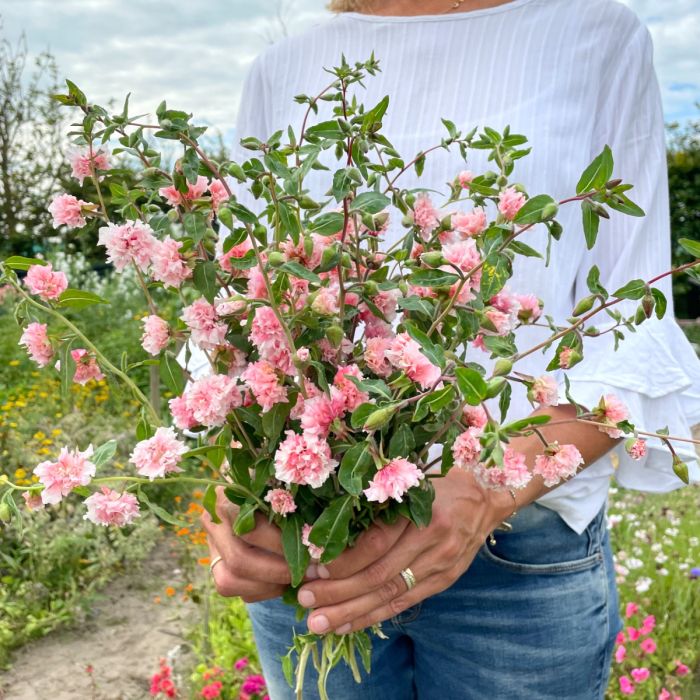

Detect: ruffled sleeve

[564,22,700,488]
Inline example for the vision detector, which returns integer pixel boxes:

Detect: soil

[0,538,198,700]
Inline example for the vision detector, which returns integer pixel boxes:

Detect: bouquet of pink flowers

[1,56,699,698]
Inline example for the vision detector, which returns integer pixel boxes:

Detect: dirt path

[0,538,198,700]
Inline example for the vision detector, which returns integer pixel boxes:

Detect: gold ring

[399,567,417,591]
[209,555,224,575]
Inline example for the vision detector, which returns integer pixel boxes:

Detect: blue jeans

[246,501,621,699]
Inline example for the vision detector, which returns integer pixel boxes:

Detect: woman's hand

[296,468,514,635]
[201,486,299,603]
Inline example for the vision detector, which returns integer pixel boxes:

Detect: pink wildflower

[457,170,474,188]
[463,404,488,430]
[97,221,158,272]
[169,394,198,431]
[299,389,346,437]
[69,147,110,185]
[451,207,487,237]
[159,175,208,207]
[208,178,229,211]
[498,186,526,220]
[302,523,325,560]
[201,681,224,699]
[264,488,297,516]
[84,487,140,526]
[452,428,483,470]
[19,322,53,367]
[22,490,44,511]
[385,332,441,389]
[675,662,690,676]
[184,374,242,427]
[625,438,647,460]
[130,426,187,480]
[333,365,369,411]
[141,315,170,355]
[640,638,657,655]
[625,602,639,618]
[70,348,105,384]
[218,239,252,274]
[640,615,655,635]
[241,360,288,412]
[514,293,542,322]
[311,287,340,316]
[48,193,90,228]
[413,194,439,236]
[619,676,635,696]
[631,668,650,683]
[274,431,338,488]
[181,298,228,349]
[596,394,629,438]
[250,306,293,374]
[528,375,559,407]
[34,444,96,505]
[615,645,627,663]
[151,236,192,288]
[363,458,424,503]
[483,308,513,336]
[24,263,68,300]
[533,443,583,487]
[234,658,249,671]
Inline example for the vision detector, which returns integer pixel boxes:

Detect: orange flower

[165,586,176,597]
[153,596,162,604]
[176,527,190,537]
[198,557,211,566]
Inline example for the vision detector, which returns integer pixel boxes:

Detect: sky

[1,0,698,150]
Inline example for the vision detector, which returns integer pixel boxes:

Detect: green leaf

[309,495,355,563]
[183,212,208,242]
[479,253,511,299]
[513,194,556,225]
[2,256,48,271]
[202,484,221,524]
[651,288,667,319]
[277,201,301,245]
[349,191,390,215]
[409,269,460,288]
[137,488,189,528]
[398,295,434,317]
[308,212,345,236]
[159,353,186,394]
[678,237,700,258]
[612,279,646,300]
[305,120,345,141]
[607,193,644,217]
[508,240,542,259]
[387,424,416,459]
[361,95,389,132]
[576,145,613,194]
[581,199,600,250]
[233,501,258,535]
[455,367,488,405]
[92,440,117,468]
[407,483,435,529]
[278,261,321,284]
[57,289,109,309]
[586,265,608,298]
[193,261,218,302]
[338,441,373,495]
[404,322,445,369]
[412,386,454,421]
[350,403,377,430]
[281,515,310,588]
[262,401,292,445]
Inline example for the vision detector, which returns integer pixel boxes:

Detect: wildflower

[69,146,110,185]
[363,458,424,503]
[514,293,542,323]
[631,668,650,683]
[451,207,487,237]
[527,375,559,407]
[130,427,187,480]
[615,645,626,663]
[625,438,647,460]
[625,602,638,618]
[70,349,105,384]
[84,487,140,526]
[533,443,584,487]
[594,394,629,438]
[201,681,223,699]
[618,676,635,696]
[24,263,68,301]
[141,315,170,355]
[241,361,288,413]
[182,374,243,427]
[364,336,393,377]
[181,298,228,350]
[385,332,441,389]
[98,220,158,272]
[159,175,208,207]
[264,489,297,516]
[302,523,325,560]
[19,322,53,367]
[452,428,482,471]
[497,186,526,220]
[274,431,338,488]
[34,444,96,505]
[675,662,690,676]
[640,637,657,655]
[48,193,90,228]
[151,236,192,288]
[234,657,249,671]
[333,365,369,412]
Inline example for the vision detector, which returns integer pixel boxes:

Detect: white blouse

[185,0,700,533]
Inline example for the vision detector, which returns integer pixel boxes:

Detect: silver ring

[209,555,224,575]
[399,567,417,591]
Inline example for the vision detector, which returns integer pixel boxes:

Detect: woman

[199,1,700,697]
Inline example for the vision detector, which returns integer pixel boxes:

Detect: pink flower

[302,523,325,560]
[19,322,53,367]
[596,394,630,438]
[208,179,229,211]
[385,333,441,389]
[241,360,288,412]
[625,438,647,460]
[625,602,639,618]
[70,348,105,384]
[250,306,293,374]
[48,193,90,228]
[413,194,439,236]
[463,404,488,430]
[627,626,641,642]
[457,170,474,188]
[84,487,140,526]
[169,395,198,431]
[22,490,44,511]
[498,186,526,221]
[234,658,249,671]
[631,668,650,683]
[159,175,208,207]
[181,298,228,349]
[274,431,338,488]
[129,426,187,480]
[640,614,655,635]
[514,293,542,323]
[264,488,297,516]
[658,689,671,700]
[151,236,192,288]
[528,375,559,407]
[616,631,626,645]
[311,287,341,316]
[299,390,346,437]
[490,288,520,316]
[675,662,690,676]
[201,680,224,699]
[451,207,487,237]
[501,447,531,488]
[333,365,369,411]
[619,676,635,695]
[640,638,657,655]
[363,458,424,503]
[24,263,68,300]
[218,238,253,274]
[533,443,584,487]
[98,220,158,272]
[69,146,110,185]
[34,444,96,505]
[615,645,627,663]
[483,308,513,336]
[558,346,575,369]
[184,374,242,427]
[443,238,482,276]
[141,315,170,355]
[452,428,483,470]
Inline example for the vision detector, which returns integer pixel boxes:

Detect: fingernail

[298,589,316,607]
[335,623,352,635]
[317,565,330,579]
[309,614,329,634]
[305,564,319,580]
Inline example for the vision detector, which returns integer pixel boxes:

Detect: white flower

[635,577,652,593]
[626,557,643,570]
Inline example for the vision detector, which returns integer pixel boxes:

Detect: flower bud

[642,292,654,319]
[320,243,340,268]
[363,404,398,431]
[267,251,286,267]
[482,171,498,184]
[492,358,513,377]
[402,214,414,227]
[496,175,508,188]
[398,280,409,296]
[363,280,379,297]
[572,294,596,316]
[485,377,507,398]
[405,193,416,208]
[299,195,321,210]
[672,455,689,484]
[634,304,647,326]
[549,220,564,239]
[251,180,263,198]
[420,251,447,268]
[341,252,352,269]
[0,501,11,523]
[227,163,246,182]
[160,118,173,129]
[167,209,180,222]
[253,223,267,240]
[303,235,315,259]
[217,207,234,231]
[326,325,345,348]
[541,202,559,220]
